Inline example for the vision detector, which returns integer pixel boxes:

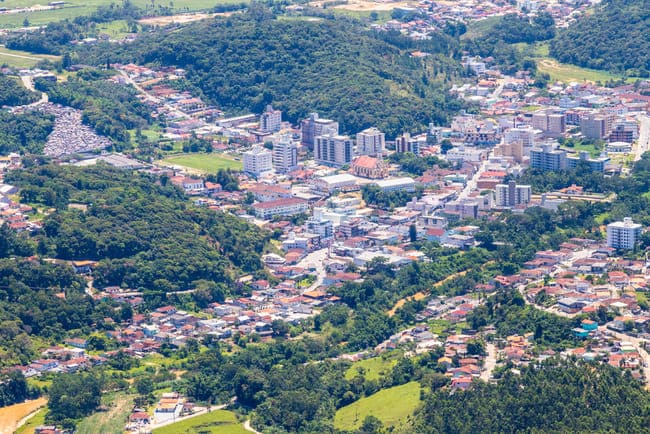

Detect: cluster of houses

[13,343,106,378]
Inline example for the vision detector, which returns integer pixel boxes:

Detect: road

[634,114,650,161]
[20,74,48,105]
[458,154,490,201]
[148,403,229,430]
[480,342,497,381]
[296,247,330,293]
[244,419,262,434]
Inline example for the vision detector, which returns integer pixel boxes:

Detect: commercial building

[532,110,565,136]
[252,197,309,219]
[608,119,638,143]
[260,104,282,133]
[314,134,353,167]
[272,133,299,173]
[495,181,531,208]
[607,217,642,250]
[301,113,339,149]
[373,177,416,193]
[313,173,359,193]
[306,217,334,240]
[356,127,385,156]
[243,145,273,177]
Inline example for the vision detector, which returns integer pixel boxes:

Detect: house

[64,337,87,349]
[71,260,97,274]
[129,411,151,425]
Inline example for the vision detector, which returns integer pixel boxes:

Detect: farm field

[160,152,243,173]
[0,45,60,68]
[153,409,247,434]
[0,397,47,434]
[333,381,422,431]
[0,0,244,27]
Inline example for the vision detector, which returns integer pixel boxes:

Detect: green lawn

[161,153,243,173]
[344,354,399,381]
[334,381,422,431]
[75,391,137,434]
[0,0,245,27]
[0,45,60,69]
[153,410,247,434]
[15,407,46,434]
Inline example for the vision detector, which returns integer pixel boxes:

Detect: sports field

[161,153,243,173]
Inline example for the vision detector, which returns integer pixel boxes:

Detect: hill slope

[88,10,462,137]
[550,0,650,76]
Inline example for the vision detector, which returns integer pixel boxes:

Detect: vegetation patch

[161,153,243,173]
[152,410,247,434]
[334,381,421,431]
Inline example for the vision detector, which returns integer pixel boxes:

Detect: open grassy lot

[75,391,136,434]
[0,0,244,27]
[0,45,60,68]
[344,354,400,381]
[161,152,243,173]
[334,381,422,431]
[153,410,247,434]
[536,58,627,84]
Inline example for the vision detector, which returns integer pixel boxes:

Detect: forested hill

[84,8,463,137]
[5,164,270,297]
[550,0,650,76]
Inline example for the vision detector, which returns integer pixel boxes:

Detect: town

[0,0,649,432]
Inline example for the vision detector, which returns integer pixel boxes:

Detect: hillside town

[0,0,649,432]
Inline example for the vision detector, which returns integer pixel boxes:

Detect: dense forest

[550,0,650,76]
[5,164,270,298]
[77,6,463,137]
[0,111,54,155]
[414,358,650,433]
[0,76,39,107]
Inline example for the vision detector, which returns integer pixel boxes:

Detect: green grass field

[334,381,422,431]
[344,355,399,381]
[75,391,137,434]
[0,45,60,68]
[0,0,244,27]
[153,410,247,434]
[15,407,46,434]
[161,152,243,173]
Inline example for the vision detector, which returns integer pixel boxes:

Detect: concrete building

[609,119,638,143]
[607,217,642,250]
[532,111,565,136]
[495,181,532,208]
[306,216,334,240]
[530,143,567,171]
[567,151,610,173]
[252,197,309,219]
[243,145,273,177]
[394,133,425,155]
[301,113,339,149]
[374,177,416,193]
[504,126,537,148]
[260,104,282,133]
[314,134,353,167]
[272,133,299,173]
[356,127,385,156]
[580,112,613,140]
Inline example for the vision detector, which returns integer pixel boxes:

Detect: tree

[440,139,453,154]
[48,373,102,422]
[409,223,418,242]
[360,415,383,433]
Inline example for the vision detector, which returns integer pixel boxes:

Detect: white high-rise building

[607,217,642,250]
[243,145,273,177]
[314,134,353,167]
[356,127,385,157]
[272,133,299,174]
[260,104,282,133]
[301,113,339,149]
